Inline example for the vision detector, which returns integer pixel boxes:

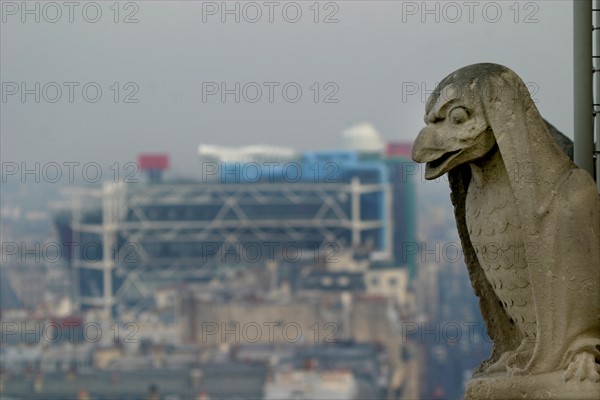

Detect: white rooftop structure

[265,369,358,400]
[198,144,297,163]
[340,123,385,155]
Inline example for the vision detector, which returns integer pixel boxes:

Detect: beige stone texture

[412,63,600,399]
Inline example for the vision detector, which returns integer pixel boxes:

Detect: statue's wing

[448,166,520,374]
[481,69,598,372]
[447,121,573,375]
[543,118,573,161]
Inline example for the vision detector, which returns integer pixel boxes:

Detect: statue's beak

[412,126,463,180]
[412,127,433,164]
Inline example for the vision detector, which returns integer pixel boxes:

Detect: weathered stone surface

[411,63,600,399]
[466,371,599,399]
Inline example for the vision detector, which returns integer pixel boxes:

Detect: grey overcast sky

[1,1,572,176]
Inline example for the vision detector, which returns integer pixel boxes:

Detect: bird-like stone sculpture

[412,63,599,399]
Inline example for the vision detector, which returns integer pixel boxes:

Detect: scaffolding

[66,179,391,315]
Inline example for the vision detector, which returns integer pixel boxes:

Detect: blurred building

[385,142,417,280]
[265,368,358,400]
[53,126,416,315]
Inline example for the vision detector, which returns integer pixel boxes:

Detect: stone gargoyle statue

[412,63,600,399]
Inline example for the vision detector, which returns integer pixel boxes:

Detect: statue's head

[412,63,521,179]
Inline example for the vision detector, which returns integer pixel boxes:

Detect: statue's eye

[449,107,469,124]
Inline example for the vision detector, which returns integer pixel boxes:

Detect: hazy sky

[1,1,573,176]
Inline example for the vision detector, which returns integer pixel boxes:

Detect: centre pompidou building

[54,150,393,314]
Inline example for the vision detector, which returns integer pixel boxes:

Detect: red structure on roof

[138,154,169,170]
[386,143,413,158]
